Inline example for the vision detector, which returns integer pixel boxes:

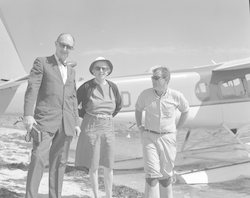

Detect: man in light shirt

[135,66,189,198]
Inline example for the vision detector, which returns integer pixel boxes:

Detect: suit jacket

[24,55,80,136]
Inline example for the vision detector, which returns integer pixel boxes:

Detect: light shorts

[142,131,177,180]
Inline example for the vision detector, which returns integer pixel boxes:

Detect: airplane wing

[0,60,77,91]
[213,57,250,71]
[0,74,29,90]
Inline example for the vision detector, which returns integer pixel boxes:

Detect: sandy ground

[1,116,250,197]
[0,116,145,198]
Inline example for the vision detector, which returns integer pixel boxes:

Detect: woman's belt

[86,112,112,119]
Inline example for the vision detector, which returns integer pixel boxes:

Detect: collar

[55,54,67,67]
[154,88,169,97]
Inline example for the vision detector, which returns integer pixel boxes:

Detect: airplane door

[220,78,250,129]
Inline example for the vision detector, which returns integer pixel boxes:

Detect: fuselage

[1,63,250,130]
[108,64,250,129]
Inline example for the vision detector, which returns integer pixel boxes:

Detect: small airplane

[1,4,250,184]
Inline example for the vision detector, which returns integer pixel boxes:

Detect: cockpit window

[220,78,245,98]
[195,82,209,101]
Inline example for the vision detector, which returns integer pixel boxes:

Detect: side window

[220,78,245,98]
[195,82,209,101]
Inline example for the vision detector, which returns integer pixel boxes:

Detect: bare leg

[159,177,173,198]
[103,167,113,198]
[89,168,99,198]
[144,178,159,198]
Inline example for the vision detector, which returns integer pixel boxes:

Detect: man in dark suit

[23,33,81,198]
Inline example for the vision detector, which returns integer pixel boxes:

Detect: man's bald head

[57,33,75,46]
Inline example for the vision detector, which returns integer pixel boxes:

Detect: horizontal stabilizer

[0,74,28,90]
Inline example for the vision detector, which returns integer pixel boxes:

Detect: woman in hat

[75,57,122,198]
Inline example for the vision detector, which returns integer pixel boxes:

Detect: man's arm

[135,109,143,127]
[23,58,43,132]
[72,70,81,137]
[73,76,80,125]
[135,109,145,141]
[176,111,189,131]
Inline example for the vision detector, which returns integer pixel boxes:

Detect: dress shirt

[56,55,67,84]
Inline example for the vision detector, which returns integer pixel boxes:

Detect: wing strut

[222,123,250,155]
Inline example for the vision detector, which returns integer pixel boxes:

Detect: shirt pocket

[162,103,175,118]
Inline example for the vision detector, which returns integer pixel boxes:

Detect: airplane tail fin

[0,8,26,83]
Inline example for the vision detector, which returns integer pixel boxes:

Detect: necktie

[59,59,67,67]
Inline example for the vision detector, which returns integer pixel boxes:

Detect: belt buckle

[97,114,110,119]
[97,114,104,119]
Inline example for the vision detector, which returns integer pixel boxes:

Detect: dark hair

[153,66,171,83]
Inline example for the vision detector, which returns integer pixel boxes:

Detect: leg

[103,167,113,198]
[142,132,163,198]
[159,177,173,198]
[25,132,52,198]
[89,168,99,198]
[158,133,177,198]
[145,178,159,198]
[49,126,72,198]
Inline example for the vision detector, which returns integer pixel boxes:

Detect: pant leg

[142,132,161,198]
[25,131,54,198]
[49,124,72,198]
[158,133,177,178]
[142,132,162,179]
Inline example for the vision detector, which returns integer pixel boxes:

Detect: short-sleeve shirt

[135,88,189,132]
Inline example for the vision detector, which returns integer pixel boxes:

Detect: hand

[23,116,37,132]
[138,125,145,144]
[172,171,177,184]
[138,125,145,134]
[74,126,81,138]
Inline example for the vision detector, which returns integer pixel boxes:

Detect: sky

[1,0,250,81]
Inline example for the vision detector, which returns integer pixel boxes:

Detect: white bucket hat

[89,57,113,76]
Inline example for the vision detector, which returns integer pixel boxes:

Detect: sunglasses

[151,76,165,81]
[94,66,109,72]
[57,41,74,51]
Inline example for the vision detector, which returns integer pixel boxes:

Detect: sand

[1,116,250,197]
[0,123,145,198]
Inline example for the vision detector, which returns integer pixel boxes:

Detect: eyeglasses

[57,41,74,51]
[151,76,165,81]
[94,66,109,72]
